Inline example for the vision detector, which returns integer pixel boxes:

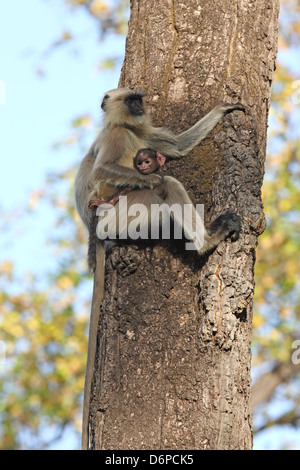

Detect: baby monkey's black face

[125,92,145,116]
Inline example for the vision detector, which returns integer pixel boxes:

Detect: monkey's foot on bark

[209,211,241,241]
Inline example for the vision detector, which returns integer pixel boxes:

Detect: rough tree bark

[88,0,279,450]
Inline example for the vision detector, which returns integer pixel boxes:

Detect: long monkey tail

[88,210,98,273]
[82,241,105,450]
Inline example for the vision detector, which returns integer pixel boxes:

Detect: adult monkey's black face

[125,91,145,116]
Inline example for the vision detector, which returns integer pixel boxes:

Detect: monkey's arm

[148,103,245,158]
[92,162,163,190]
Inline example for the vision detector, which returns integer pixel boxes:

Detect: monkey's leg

[94,184,240,253]
[161,177,206,252]
[97,189,166,242]
[162,178,241,254]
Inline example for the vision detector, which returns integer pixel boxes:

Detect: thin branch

[254,410,300,434]
[252,361,300,408]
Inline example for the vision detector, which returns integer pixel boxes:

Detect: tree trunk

[89,0,279,450]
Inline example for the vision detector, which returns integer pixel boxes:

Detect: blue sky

[0,0,125,275]
[0,0,124,207]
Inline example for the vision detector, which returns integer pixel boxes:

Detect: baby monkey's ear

[156,152,166,167]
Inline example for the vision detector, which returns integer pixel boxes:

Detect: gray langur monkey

[74,87,245,449]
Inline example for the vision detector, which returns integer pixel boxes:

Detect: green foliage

[251,0,300,444]
[253,58,300,365]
